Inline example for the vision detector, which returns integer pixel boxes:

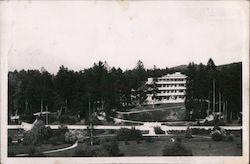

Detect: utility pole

[46,105,48,125]
[213,79,216,113]
[89,97,93,146]
[225,101,228,122]
[25,99,28,113]
[223,102,225,121]
[65,99,68,114]
[219,92,221,113]
[41,99,43,113]
[208,102,210,114]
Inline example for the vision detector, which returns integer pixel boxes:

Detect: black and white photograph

[0,1,249,164]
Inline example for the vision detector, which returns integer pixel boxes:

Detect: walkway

[116,106,184,115]
[8,124,242,131]
[15,141,78,157]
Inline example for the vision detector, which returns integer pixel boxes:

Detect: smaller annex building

[146,72,187,105]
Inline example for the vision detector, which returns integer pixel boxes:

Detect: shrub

[23,119,52,145]
[116,128,142,141]
[125,140,129,145]
[97,138,111,145]
[211,126,227,141]
[211,130,223,141]
[65,131,78,143]
[145,137,154,143]
[136,138,141,144]
[53,125,68,136]
[65,129,88,143]
[48,136,60,145]
[48,114,58,124]
[141,130,150,134]
[74,141,122,157]
[175,136,182,143]
[167,130,185,135]
[227,134,234,142]
[8,137,12,145]
[27,146,45,157]
[191,128,211,135]
[185,127,193,139]
[17,138,22,144]
[162,142,192,156]
[154,127,165,134]
[108,129,115,134]
[8,151,16,157]
[19,114,36,123]
[59,115,77,124]
[85,117,103,125]
[23,130,36,145]
[93,129,105,135]
[74,146,100,157]
[103,140,121,156]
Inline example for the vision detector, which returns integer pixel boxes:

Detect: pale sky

[2,1,248,74]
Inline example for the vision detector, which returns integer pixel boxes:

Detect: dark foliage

[211,131,223,141]
[103,140,122,156]
[185,60,241,121]
[27,146,45,157]
[145,137,154,143]
[154,126,165,134]
[185,127,193,138]
[116,128,143,141]
[23,119,52,145]
[8,60,241,122]
[59,115,78,124]
[162,140,192,156]
[8,137,12,145]
[226,134,234,142]
[191,128,211,135]
[74,140,122,157]
[8,151,16,157]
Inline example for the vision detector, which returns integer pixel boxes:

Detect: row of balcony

[157,86,186,90]
[156,92,185,96]
[155,81,186,84]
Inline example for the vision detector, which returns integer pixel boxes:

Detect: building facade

[146,72,187,104]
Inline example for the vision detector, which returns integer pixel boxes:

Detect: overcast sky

[3,1,248,74]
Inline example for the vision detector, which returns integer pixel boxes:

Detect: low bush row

[116,128,143,141]
[74,140,123,157]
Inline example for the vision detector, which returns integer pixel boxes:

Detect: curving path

[15,141,78,157]
[116,106,184,115]
[43,141,78,154]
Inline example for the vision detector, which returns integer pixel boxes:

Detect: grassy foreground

[37,134,241,157]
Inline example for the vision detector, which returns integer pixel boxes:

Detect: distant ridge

[170,62,242,71]
[216,62,242,71]
[170,64,188,70]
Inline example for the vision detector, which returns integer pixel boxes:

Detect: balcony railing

[157,87,186,90]
[156,92,185,96]
[156,81,186,84]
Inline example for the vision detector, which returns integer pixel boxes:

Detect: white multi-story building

[146,72,187,104]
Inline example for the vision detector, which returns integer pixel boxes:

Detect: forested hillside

[8,59,242,122]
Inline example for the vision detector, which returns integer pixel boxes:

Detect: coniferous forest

[8,59,242,123]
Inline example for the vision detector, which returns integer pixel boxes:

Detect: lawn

[8,128,242,157]
[123,104,185,122]
[41,133,242,157]
[9,134,241,157]
[8,143,72,155]
[118,135,242,156]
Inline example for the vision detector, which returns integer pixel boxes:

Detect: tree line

[185,59,242,122]
[8,59,242,122]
